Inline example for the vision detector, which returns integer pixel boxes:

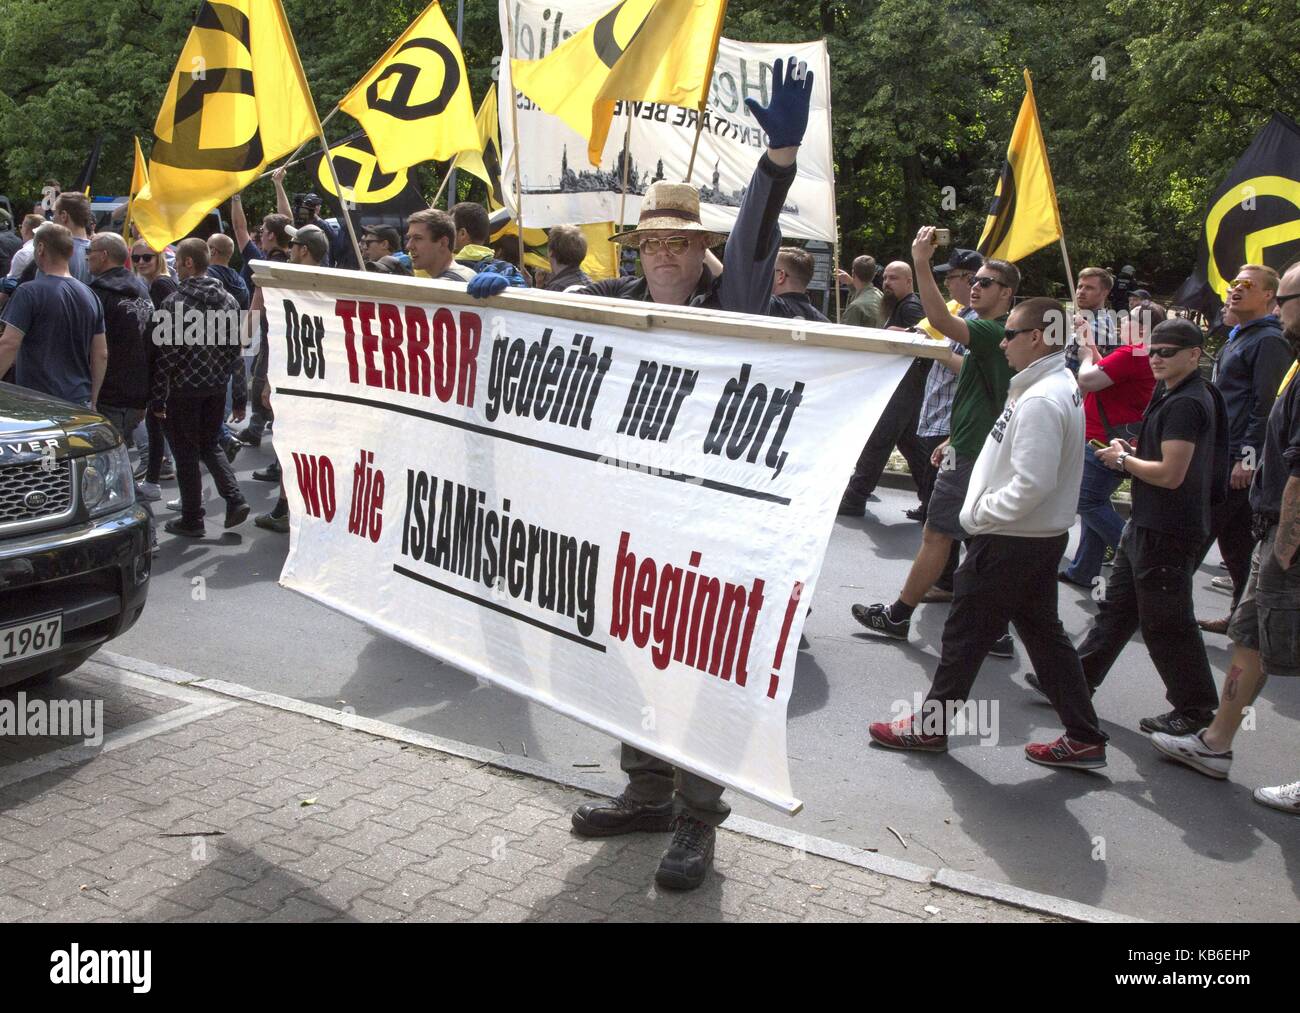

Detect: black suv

[0,382,151,689]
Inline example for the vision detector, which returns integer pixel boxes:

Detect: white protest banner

[497,0,835,242]
[258,264,939,812]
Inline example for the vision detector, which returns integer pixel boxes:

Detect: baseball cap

[1149,318,1205,348]
[290,224,329,262]
[933,248,984,275]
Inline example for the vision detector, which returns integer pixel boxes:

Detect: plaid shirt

[917,308,980,437]
[1064,308,1118,373]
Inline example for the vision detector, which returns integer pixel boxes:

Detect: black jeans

[163,391,245,526]
[1200,481,1255,609]
[1078,523,1219,718]
[844,357,932,504]
[927,532,1106,744]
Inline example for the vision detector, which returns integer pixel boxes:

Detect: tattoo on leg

[1224,665,1241,702]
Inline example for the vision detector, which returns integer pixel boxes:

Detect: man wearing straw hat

[469,57,814,890]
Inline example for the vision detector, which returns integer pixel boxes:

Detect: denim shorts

[1227,525,1300,677]
[925,455,976,539]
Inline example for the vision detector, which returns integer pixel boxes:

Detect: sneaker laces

[671,816,709,850]
[1271,781,1300,799]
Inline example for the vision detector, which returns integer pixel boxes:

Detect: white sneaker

[1253,780,1300,814]
[167,488,210,510]
[135,481,161,502]
[1151,730,1232,779]
[1211,574,1234,593]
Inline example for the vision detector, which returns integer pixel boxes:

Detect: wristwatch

[1116,452,1130,472]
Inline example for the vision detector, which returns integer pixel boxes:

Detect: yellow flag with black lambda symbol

[452,85,506,210]
[132,0,321,249]
[977,69,1063,263]
[511,0,727,166]
[122,137,149,241]
[339,0,479,174]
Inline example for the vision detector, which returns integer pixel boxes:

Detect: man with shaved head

[86,231,153,441]
[206,232,249,310]
[838,258,930,515]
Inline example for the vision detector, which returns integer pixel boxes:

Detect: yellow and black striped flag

[977,70,1063,263]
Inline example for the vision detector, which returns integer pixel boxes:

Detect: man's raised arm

[911,226,971,345]
[717,57,813,315]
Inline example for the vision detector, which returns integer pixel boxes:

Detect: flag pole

[616,116,634,233]
[504,1,527,269]
[822,45,840,323]
[432,165,454,207]
[1059,236,1076,301]
[684,0,728,182]
[316,124,367,269]
[255,126,366,181]
[269,106,340,178]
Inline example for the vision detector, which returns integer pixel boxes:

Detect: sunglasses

[131,253,155,263]
[1006,326,1039,338]
[639,237,691,256]
[1228,278,1256,290]
[1275,291,1300,307]
[1147,346,1193,359]
[972,276,1007,289]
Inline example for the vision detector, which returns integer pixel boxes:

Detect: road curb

[95,650,1141,923]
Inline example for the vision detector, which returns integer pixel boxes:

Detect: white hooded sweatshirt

[960,350,1085,537]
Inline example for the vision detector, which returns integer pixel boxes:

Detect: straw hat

[610,182,727,248]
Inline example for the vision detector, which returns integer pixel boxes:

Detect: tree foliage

[0,0,1294,298]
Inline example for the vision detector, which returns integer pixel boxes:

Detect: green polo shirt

[948,316,1013,460]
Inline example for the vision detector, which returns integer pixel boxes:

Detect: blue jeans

[1064,445,1126,583]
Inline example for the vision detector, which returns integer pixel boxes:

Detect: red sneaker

[868,712,948,753]
[1025,735,1106,769]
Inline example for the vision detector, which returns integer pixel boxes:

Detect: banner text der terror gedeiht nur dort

[262,270,914,812]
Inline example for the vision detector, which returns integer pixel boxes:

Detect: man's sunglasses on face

[972,276,1007,289]
[1148,346,1191,359]
[1228,277,1257,291]
[639,237,691,256]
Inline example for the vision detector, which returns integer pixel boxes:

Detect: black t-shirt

[1131,373,1217,541]
[1250,372,1300,517]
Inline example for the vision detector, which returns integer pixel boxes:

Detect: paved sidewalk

[0,662,1060,923]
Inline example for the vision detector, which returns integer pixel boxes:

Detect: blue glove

[467,271,509,299]
[745,56,814,150]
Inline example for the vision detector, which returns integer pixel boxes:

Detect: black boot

[655,815,715,890]
[570,795,674,838]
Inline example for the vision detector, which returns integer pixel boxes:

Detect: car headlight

[81,444,135,517]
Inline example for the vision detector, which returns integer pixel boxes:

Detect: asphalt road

[106,442,1300,922]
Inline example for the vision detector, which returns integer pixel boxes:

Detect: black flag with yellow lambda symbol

[309,133,427,216]
[1175,112,1300,314]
